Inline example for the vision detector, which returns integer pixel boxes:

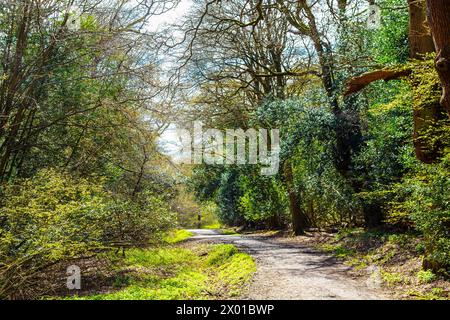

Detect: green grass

[81,271,209,300]
[381,270,405,286]
[220,228,239,235]
[202,222,239,236]
[201,223,239,235]
[321,244,355,258]
[202,223,221,229]
[63,244,256,300]
[206,244,238,266]
[163,229,194,244]
[125,247,196,269]
[406,287,448,300]
[417,270,436,283]
[217,251,256,297]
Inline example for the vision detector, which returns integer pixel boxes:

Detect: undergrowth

[60,244,255,300]
[319,228,449,300]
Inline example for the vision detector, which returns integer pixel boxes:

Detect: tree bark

[409,0,445,163]
[283,162,308,235]
[344,69,412,95]
[408,0,435,59]
[426,0,450,118]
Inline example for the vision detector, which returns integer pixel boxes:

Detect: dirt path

[187,229,387,300]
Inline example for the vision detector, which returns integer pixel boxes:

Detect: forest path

[187,229,387,300]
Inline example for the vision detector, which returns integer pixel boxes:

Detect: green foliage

[200,202,221,229]
[202,223,221,230]
[164,230,194,244]
[321,244,355,258]
[220,228,239,235]
[406,287,448,300]
[381,271,405,286]
[216,169,244,226]
[410,56,442,107]
[125,248,197,270]
[417,270,437,283]
[217,252,256,297]
[369,0,410,64]
[103,192,176,248]
[65,244,255,300]
[388,153,450,274]
[206,244,238,266]
[186,5,410,230]
[189,166,244,226]
[3,0,450,299]
[79,248,207,300]
[239,174,287,225]
[0,169,107,255]
[0,169,107,297]
[79,272,208,301]
[256,98,364,226]
[355,83,414,183]
[0,2,180,298]
[409,56,450,159]
[0,169,176,299]
[189,166,222,202]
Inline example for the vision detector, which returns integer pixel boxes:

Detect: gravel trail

[187,229,386,300]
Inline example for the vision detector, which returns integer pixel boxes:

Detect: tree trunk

[426,0,450,118]
[283,162,308,235]
[408,0,435,59]
[197,213,202,229]
[409,0,446,163]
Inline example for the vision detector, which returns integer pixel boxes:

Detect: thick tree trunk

[408,0,435,59]
[409,0,446,163]
[426,0,450,118]
[283,162,308,235]
[362,201,384,229]
[412,97,447,164]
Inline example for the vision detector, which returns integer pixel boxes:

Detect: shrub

[102,191,176,248]
[0,169,108,298]
[388,152,450,275]
[417,270,437,283]
[239,174,288,227]
[0,169,176,299]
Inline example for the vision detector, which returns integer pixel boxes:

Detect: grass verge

[202,223,221,229]
[220,228,240,236]
[163,229,194,244]
[60,244,255,300]
[201,223,240,236]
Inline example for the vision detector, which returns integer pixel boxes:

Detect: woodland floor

[186,229,388,300]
